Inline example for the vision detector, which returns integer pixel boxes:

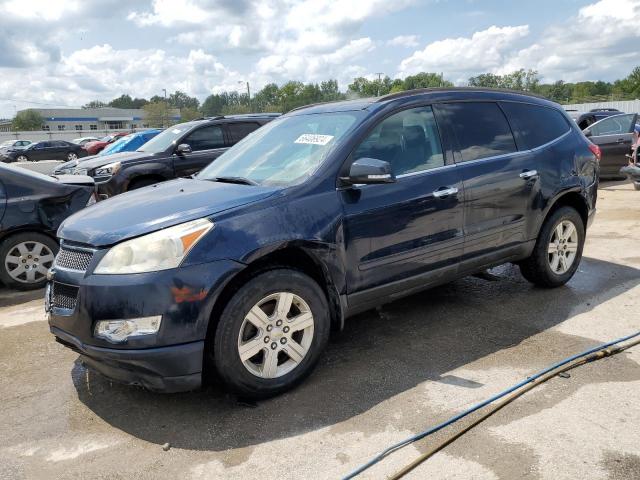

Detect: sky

[0,0,639,117]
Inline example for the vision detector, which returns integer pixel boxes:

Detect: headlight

[95,316,162,343]
[94,218,213,274]
[93,161,121,178]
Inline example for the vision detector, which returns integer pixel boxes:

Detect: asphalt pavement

[0,181,638,480]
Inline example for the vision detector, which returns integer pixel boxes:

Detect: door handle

[519,170,538,179]
[432,187,459,198]
[617,138,626,143]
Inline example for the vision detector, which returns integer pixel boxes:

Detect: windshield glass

[198,112,363,186]
[100,135,132,155]
[137,124,191,153]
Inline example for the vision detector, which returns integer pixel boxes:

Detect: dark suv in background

[54,114,280,197]
[1,140,87,163]
[48,89,598,398]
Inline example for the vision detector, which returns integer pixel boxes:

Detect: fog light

[94,316,162,343]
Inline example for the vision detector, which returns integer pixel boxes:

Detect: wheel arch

[202,244,344,378]
[541,189,589,232]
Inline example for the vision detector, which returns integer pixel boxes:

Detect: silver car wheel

[547,220,579,275]
[67,152,78,161]
[237,292,315,378]
[16,155,28,162]
[4,241,55,284]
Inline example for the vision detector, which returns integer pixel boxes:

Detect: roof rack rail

[222,113,282,118]
[376,86,549,102]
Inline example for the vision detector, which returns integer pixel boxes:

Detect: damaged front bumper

[47,253,244,393]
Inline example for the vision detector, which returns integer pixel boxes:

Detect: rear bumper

[51,326,204,393]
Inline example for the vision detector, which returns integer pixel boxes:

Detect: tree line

[11,66,640,130]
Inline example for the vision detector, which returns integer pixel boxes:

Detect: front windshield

[137,124,191,154]
[100,135,132,155]
[198,112,363,186]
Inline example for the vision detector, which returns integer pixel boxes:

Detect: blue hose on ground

[342,329,640,480]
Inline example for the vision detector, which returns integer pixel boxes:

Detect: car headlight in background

[94,218,213,274]
[95,316,162,343]
[93,161,121,179]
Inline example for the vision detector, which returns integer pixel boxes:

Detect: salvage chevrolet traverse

[48,88,598,397]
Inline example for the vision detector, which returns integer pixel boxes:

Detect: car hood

[56,151,151,172]
[58,178,279,246]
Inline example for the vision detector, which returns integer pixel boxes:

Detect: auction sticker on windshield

[294,134,334,145]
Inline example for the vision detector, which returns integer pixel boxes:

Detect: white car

[71,136,101,145]
[0,139,31,152]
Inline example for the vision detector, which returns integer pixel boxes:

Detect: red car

[83,132,129,156]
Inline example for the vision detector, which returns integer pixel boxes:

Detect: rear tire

[0,232,58,290]
[634,181,640,191]
[519,206,585,288]
[212,269,330,398]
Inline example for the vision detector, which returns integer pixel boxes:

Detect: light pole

[162,88,167,127]
[238,81,250,110]
[375,72,384,96]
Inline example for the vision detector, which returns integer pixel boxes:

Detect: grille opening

[52,282,79,310]
[55,247,93,271]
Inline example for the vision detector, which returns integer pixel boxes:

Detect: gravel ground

[0,181,638,480]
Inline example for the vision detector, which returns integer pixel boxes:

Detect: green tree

[82,100,107,109]
[142,101,169,127]
[168,90,199,110]
[180,107,201,122]
[109,94,136,109]
[12,109,43,131]
[403,72,452,89]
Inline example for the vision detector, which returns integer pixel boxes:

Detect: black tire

[634,181,640,191]
[212,269,330,398]
[128,177,162,191]
[0,232,58,290]
[519,206,585,288]
[16,154,28,162]
[66,152,78,161]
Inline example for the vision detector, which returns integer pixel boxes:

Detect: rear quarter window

[500,102,570,150]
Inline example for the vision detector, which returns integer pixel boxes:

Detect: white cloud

[2,0,80,21]
[397,0,640,84]
[387,35,420,48]
[499,0,640,82]
[0,44,242,112]
[398,25,530,83]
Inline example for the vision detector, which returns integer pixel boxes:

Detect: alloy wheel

[237,292,315,378]
[16,155,27,162]
[547,219,578,274]
[4,241,55,284]
[67,152,78,161]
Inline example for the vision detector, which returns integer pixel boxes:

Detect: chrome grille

[52,282,78,310]
[55,247,93,271]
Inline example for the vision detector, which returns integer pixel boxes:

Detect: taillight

[588,143,601,162]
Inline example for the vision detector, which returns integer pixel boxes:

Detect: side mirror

[584,129,592,138]
[176,143,192,155]
[341,158,395,185]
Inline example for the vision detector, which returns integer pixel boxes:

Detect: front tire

[212,269,330,398]
[16,155,28,162]
[519,206,585,288]
[0,233,58,290]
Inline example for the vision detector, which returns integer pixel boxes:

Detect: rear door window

[227,122,261,144]
[434,102,517,162]
[589,114,636,136]
[183,125,225,151]
[500,102,570,150]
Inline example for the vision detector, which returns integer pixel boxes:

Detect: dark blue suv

[47,88,598,397]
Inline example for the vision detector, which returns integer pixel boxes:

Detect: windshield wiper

[210,176,259,186]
